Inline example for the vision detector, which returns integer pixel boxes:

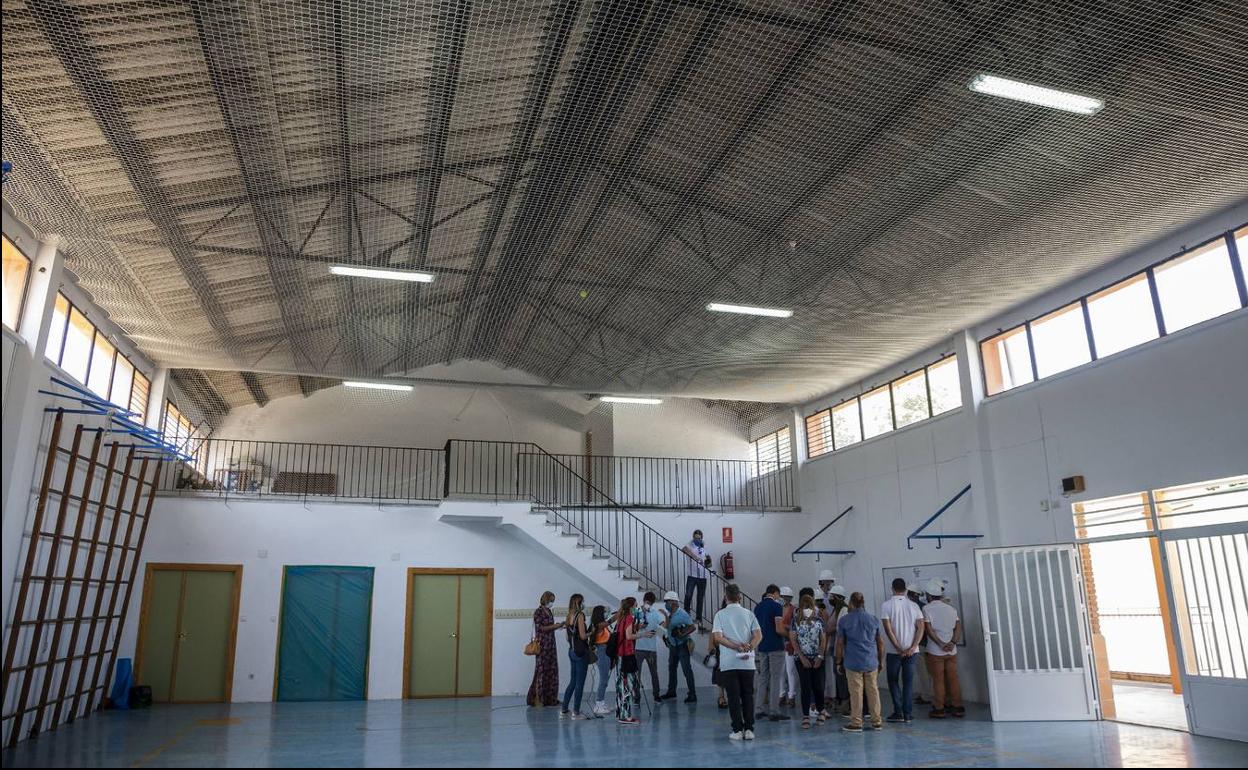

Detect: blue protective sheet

[276,566,374,701]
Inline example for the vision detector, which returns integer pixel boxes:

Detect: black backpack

[605,623,620,668]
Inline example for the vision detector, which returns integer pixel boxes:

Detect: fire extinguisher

[719,551,735,580]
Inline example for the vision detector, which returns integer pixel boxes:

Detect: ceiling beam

[27,0,245,366]
[239,371,270,408]
[170,369,232,425]
[441,0,584,363]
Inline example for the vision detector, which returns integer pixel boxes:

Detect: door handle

[450,633,458,638]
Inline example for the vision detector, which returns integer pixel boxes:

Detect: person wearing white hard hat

[906,581,934,707]
[823,585,850,715]
[778,587,800,709]
[881,577,925,722]
[659,590,698,703]
[921,579,964,718]
[818,569,836,596]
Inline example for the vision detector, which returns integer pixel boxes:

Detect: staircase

[441,440,752,613]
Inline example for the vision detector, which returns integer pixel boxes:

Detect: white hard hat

[906,582,921,594]
[779,586,794,597]
[925,579,946,597]
[819,570,835,582]
[663,590,681,603]
[813,589,826,601]
[829,585,847,597]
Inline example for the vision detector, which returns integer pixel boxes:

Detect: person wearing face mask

[659,591,698,703]
[634,592,666,704]
[824,585,850,715]
[527,591,567,708]
[789,594,828,728]
[779,587,798,709]
[683,530,712,626]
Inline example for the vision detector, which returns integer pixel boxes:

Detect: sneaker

[729,731,744,741]
[842,724,864,733]
[871,722,883,731]
[769,714,791,722]
[593,702,608,716]
[743,730,755,741]
[571,712,588,721]
[756,711,769,720]
[618,718,640,726]
[559,710,570,719]
[904,715,914,723]
[929,709,947,719]
[660,692,677,701]
[952,706,966,718]
[887,714,905,723]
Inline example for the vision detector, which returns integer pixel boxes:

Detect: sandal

[817,713,827,725]
[718,699,728,709]
[801,717,811,729]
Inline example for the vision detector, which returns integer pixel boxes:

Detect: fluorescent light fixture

[343,381,413,392]
[601,396,663,405]
[330,265,434,283]
[968,73,1104,115]
[706,302,793,318]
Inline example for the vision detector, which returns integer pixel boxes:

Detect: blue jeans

[594,651,612,703]
[562,649,589,713]
[886,653,916,719]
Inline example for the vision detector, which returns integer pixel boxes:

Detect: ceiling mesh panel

[3,0,1246,410]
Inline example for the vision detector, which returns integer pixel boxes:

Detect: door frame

[272,565,376,701]
[403,567,494,699]
[135,563,243,703]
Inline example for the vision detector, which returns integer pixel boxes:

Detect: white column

[17,234,63,355]
[145,367,170,431]
[954,330,1002,545]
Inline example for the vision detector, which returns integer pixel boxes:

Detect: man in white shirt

[922,579,964,718]
[683,529,712,625]
[712,583,762,741]
[880,577,925,722]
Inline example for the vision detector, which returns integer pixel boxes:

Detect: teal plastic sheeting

[277,566,374,701]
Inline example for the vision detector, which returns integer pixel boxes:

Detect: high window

[44,291,151,419]
[2,235,31,331]
[752,426,792,471]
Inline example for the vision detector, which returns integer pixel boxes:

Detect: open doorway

[1078,527,1187,731]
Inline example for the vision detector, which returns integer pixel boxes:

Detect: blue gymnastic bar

[907,484,981,550]
[792,505,856,562]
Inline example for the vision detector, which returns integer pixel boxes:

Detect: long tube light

[968,73,1104,115]
[600,396,663,405]
[330,265,435,283]
[706,302,793,318]
[344,381,414,392]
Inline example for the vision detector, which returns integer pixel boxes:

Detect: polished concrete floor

[3,689,1246,768]
[1111,680,1188,733]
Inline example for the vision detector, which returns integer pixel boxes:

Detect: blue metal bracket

[907,484,981,550]
[791,505,856,562]
[41,380,191,462]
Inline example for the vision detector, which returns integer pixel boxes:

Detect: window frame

[752,426,791,470]
[44,290,152,419]
[2,234,33,333]
[979,225,1247,398]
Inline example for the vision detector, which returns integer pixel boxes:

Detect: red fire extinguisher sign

[722,527,733,543]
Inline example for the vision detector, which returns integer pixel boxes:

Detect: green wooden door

[173,570,237,702]
[139,566,238,703]
[141,570,182,702]
[407,572,491,698]
[456,575,488,696]
[407,574,458,697]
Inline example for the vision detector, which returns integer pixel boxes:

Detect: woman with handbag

[560,594,591,719]
[589,605,614,717]
[526,591,565,708]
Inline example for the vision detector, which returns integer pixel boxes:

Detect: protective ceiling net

[3,0,1246,414]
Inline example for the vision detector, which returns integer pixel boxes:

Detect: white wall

[612,400,752,460]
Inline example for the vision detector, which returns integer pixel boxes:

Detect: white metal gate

[974,544,1098,721]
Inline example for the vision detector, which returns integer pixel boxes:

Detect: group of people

[713,574,964,739]
[526,589,700,724]
[526,529,964,741]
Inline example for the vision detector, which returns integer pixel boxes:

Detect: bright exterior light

[968,73,1104,115]
[330,265,434,283]
[343,381,414,392]
[601,396,663,405]
[706,302,793,318]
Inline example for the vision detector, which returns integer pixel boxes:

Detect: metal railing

[518,452,796,510]
[445,439,754,614]
[157,438,444,502]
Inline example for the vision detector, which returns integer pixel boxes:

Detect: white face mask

[802,608,814,619]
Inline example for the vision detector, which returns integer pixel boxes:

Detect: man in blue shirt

[660,591,698,703]
[753,584,789,721]
[836,591,885,732]
[635,592,666,702]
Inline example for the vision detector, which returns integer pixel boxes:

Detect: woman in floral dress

[527,591,565,707]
